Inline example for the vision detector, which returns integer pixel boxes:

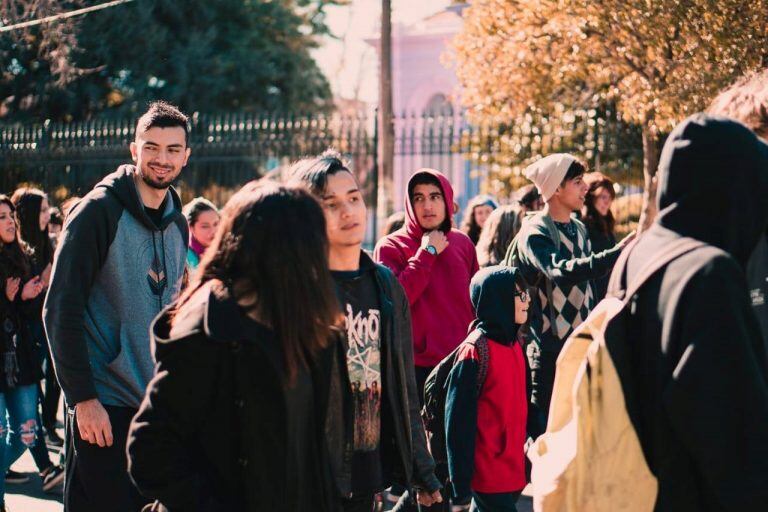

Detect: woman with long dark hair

[461,195,498,246]
[128,181,343,511]
[581,172,617,301]
[476,205,524,268]
[9,188,66,491]
[0,195,48,511]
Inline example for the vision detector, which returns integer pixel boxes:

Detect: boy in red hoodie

[374,169,479,394]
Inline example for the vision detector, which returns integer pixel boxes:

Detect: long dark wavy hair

[582,172,616,236]
[0,196,32,282]
[476,205,524,268]
[11,187,53,268]
[173,181,340,383]
[461,195,497,245]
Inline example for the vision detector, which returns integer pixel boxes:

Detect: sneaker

[5,469,29,484]
[44,429,64,448]
[41,465,65,493]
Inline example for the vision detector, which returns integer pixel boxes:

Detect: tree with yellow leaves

[453,0,768,228]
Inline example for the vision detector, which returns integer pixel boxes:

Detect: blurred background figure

[513,184,544,214]
[182,197,220,270]
[461,194,498,246]
[581,172,617,301]
[382,210,406,238]
[476,205,524,268]
[47,208,63,251]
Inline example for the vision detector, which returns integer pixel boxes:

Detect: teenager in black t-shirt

[290,150,442,511]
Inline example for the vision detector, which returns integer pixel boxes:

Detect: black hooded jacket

[617,115,768,511]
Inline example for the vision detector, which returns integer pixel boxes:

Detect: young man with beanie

[615,114,768,510]
[289,151,442,512]
[512,154,631,435]
[708,69,768,365]
[44,101,190,511]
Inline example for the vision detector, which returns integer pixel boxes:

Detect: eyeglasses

[514,290,530,302]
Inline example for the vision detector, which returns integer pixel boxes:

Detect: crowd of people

[0,69,765,512]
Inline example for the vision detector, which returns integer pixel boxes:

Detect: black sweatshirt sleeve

[43,193,119,405]
[127,335,223,510]
[391,277,441,492]
[665,256,768,510]
[521,224,622,289]
[445,351,478,500]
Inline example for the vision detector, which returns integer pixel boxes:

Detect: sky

[312,0,451,103]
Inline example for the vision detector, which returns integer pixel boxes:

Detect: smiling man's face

[131,126,190,190]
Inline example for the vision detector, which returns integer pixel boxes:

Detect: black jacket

[617,115,768,511]
[127,281,339,512]
[326,252,440,497]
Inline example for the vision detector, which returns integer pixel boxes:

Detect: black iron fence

[0,107,645,238]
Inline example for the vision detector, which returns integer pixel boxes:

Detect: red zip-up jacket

[374,169,478,368]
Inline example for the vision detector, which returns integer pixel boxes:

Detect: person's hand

[76,398,113,447]
[417,489,443,506]
[617,230,637,249]
[5,277,20,302]
[421,230,449,255]
[20,276,45,300]
[40,263,52,287]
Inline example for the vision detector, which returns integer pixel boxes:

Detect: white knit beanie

[523,153,577,201]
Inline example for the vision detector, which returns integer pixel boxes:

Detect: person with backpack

[708,69,768,365]
[444,266,530,512]
[612,114,768,511]
[289,151,442,511]
[506,154,632,435]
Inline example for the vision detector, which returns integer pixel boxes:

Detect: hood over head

[656,114,768,267]
[96,164,183,231]
[404,168,455,239]
[470,265,522,344]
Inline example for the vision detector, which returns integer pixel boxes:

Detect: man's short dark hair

[561,159,587,185]
[288,149,355,196]
[136,101,190,144]
[408,173,443,200]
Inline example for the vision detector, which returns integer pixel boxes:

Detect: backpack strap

[608,236,706,304]
[475,335,490,394]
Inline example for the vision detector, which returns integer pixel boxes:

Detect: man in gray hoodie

[44,101,190,511]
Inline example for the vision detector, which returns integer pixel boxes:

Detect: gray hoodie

[44,165,188,408]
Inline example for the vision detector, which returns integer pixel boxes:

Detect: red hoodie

[374,169,479,368]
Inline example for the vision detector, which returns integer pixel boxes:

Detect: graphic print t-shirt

[332,268,383,494]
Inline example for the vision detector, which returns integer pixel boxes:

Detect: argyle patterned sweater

[516,214,622,353]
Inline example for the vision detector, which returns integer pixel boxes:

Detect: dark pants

[341,494,375,512]
[526,344,557,439]
[407,366,449,512]
[470,491,521,512]
[65,404,149,512]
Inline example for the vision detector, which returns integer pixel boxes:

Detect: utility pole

[378,0,394,226]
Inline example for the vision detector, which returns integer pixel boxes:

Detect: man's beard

[140,167,176,190]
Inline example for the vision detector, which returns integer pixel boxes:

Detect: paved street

[6,434,63,512]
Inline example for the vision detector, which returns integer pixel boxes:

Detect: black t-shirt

[144,195,168,228]
[331,268,384,495]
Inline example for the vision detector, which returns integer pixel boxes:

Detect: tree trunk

[377,0,395,223]
[637,122,660,233]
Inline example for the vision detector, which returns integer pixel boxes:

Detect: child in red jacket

[445,266,530,512]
